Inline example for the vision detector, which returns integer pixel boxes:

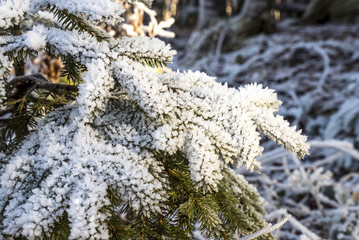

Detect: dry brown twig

[121,2,175,38]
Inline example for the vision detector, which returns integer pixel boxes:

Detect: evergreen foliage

[0,0,309,239]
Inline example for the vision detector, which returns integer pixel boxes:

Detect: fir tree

[0,0,309,239]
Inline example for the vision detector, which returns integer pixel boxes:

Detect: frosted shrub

[0,0,309,239]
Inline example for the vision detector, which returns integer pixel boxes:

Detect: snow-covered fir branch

[0,0,309,239]
[0,0,124,30]
[0,51,10,106]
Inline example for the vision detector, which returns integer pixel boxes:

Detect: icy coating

[0,51,10,105]
[0,0,124,29]
[0,0,309,239]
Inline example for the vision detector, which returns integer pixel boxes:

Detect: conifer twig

[9,74,78,99]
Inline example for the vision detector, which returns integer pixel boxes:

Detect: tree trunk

[197,0,226,30]
[182,0,273,66]
[235,0,273,35]
[302,0,359,23]
[231,0,245,16]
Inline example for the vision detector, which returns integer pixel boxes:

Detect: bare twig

[310,140,359,159]
[266,209,321,240]
[237,215,291,240]
[290,43,330,92]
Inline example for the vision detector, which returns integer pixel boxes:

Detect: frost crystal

[0,0,31,29]
[23,25,47,51]
[0,51,10,106]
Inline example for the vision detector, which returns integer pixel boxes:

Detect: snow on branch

[310,140,359,159]
[265,209,321,240]
[0,51,11,106]
[39,0,125,25]
[0,0,31,29]
[259,139,359,165]
[238,214,291,240]
[0,0,125,30]
[114,36,175,66]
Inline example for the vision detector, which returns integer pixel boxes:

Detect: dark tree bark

[182,0,274,65]
[197,0,226,30]
[230,0,245,16]
[302,0,359,23]
[235,0,273,35]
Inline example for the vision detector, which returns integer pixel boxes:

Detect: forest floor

[169,19,359,239]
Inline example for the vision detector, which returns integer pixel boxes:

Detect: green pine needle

[60,55,86,84]
[47,4,111,42]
